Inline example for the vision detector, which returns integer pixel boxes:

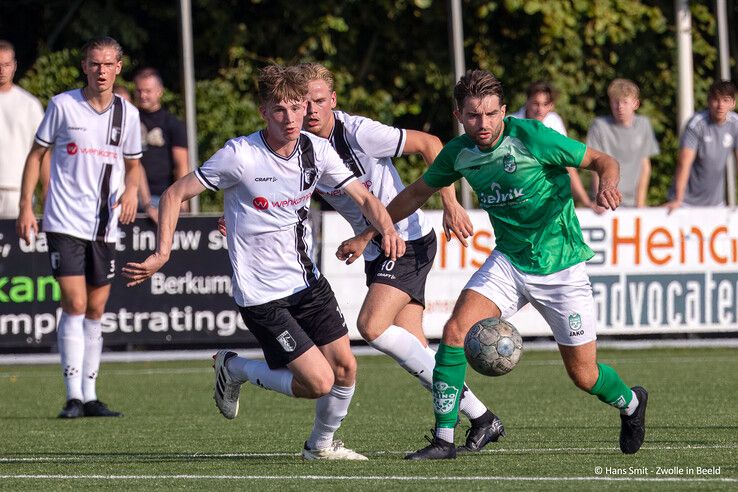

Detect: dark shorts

[238,276,348,369]
[46,232,116,286]
[364,230,436,306]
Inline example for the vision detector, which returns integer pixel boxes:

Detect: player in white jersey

[16,37,142,419]
[298,63,505,453]
[123,65,403,460]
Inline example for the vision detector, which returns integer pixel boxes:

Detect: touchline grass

[0,348,736,491]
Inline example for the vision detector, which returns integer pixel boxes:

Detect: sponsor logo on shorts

[503,153,517,173]
[252,197,269,210]
[432,381,459,414]
[568,313,584,337]
[66,143,78,155]
[276,330,296,352]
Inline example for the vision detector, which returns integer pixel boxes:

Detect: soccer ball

[464,317,523,377]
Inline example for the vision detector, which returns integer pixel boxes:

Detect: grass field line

[2,443,736,462]
[0,474,735,483]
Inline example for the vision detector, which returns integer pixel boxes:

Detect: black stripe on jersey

[298,134,318,191]
[259,130,299,161]
[330,119,365,177]
[108,96,124,146]
[393,129,406,157]
[195,168,218,191]
[35,135,53,146]
[95,164,114,241]
[295,207,317,287]
[334,176,355,189]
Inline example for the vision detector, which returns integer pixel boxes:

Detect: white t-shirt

[511,107,567,136]
[0,85,44,189]
[316,111,432,260]
[36,89,142,242]
[195,130,356,307]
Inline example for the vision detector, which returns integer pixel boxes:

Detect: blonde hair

[607,79,640,100]
[297,62,334,91]
[257,65,308,105]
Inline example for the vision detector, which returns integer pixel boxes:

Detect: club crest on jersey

[302,168,317,189]
[432,381,459,414]
[503,153,516,173]
[276,330,296,352]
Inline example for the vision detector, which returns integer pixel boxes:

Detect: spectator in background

[666,80,738,211]
[134,68,188,219]
[113,84,132,102]
[512,80,599,212]
[0,40,44,218]
[587,79,659,208]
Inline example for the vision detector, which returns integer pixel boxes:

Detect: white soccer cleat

[301,441,369,461]
[213,350,241,419]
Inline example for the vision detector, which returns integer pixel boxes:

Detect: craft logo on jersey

[252,197,269,210]
[276,330,296,352]
[568,313,584,337]
[503,153,517,173]
[66,142,78,155]
[432,381,459,414]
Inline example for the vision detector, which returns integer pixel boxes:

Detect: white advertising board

[321,207,738,339]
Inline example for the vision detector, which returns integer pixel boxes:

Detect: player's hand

[596,186,622,211]
[217,216,227,236]
[664,199,682,215]
[114,188,138,224]
[442,201,473,247]
[588,202,608,215]
[122,252,169,287]
[380,230,405,262]
[16,207,38,245]
[336,235,369,265]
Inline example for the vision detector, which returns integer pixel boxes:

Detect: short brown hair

[526,81,557,103]
[454,69,504,111]
[257,65,308,105]
[708,80,737,100]
[134,67,164,87]
[0,40,15,57]
[297,62,334,91]
[81,36,123,62]
[607,79,640,100]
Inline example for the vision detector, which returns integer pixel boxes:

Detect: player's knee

[332,355,357,386]
[567,364,598,392]
[61,298,86,316]
[356,314,382,341]
[85,307,104,320]
[442,319,467,346]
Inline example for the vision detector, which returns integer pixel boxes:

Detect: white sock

[307,384,355,450]
[621,391,640,416]
[435,427,454,444]
[227,356,293,397]
[423,345,488,420]
[370,325,435,390]
[57,312,84,401]
[82,318,103,403]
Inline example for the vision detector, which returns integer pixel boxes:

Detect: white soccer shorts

[464,250,597,346]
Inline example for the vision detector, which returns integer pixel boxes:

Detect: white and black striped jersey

[195,130,356,307]
[36,89,142,243]
[316,111,432,261]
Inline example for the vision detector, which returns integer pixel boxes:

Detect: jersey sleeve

[515,119,586,169]
[34,98,62,147]
[317,142,356,189]
[680,115,701,150]
[170,114,188,149]
[643,117,660,156]
[422,138,465,188]
[585,119,604,152]
[195,139,245,191]
[122,105,143,159]
[353,117,406,159]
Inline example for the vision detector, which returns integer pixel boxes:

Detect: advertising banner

[0,216,256,348]
[321,208,738,338]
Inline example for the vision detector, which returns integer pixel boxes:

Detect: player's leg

[529,261,648,454]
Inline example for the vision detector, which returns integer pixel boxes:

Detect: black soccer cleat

[620,386,648,454]
[457,411,506,453]
[405,431,457,460]
[58,399,84,419]
[83,400,123,417]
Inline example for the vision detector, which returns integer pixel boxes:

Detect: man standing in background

[0,40,44,219]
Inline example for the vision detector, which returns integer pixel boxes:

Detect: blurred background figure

[0,40,44,219]
[113,84,132,102]
[586,79,659,208]
[666,80,738,211]
[134,68,189,221]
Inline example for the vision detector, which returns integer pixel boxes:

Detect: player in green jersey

[338,69,648,460]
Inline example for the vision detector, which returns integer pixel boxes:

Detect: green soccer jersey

[424,117,594,275]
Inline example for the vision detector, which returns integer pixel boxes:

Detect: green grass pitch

[0,347,736,491]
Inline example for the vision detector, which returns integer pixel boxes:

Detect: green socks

[432,343,467,429]
[589,362,633,410]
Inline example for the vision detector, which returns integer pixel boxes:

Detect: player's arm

[664,147,696,213]
[579,147,622,210]
[404,129,473,245]
[172,146,190,212]
[635,157,652,208]
[137,166,158,224]
[340,179,405,263]
[16,143,49,244]
[122,172,205,286]
[113,158,142,225]
[568,167,605,214]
